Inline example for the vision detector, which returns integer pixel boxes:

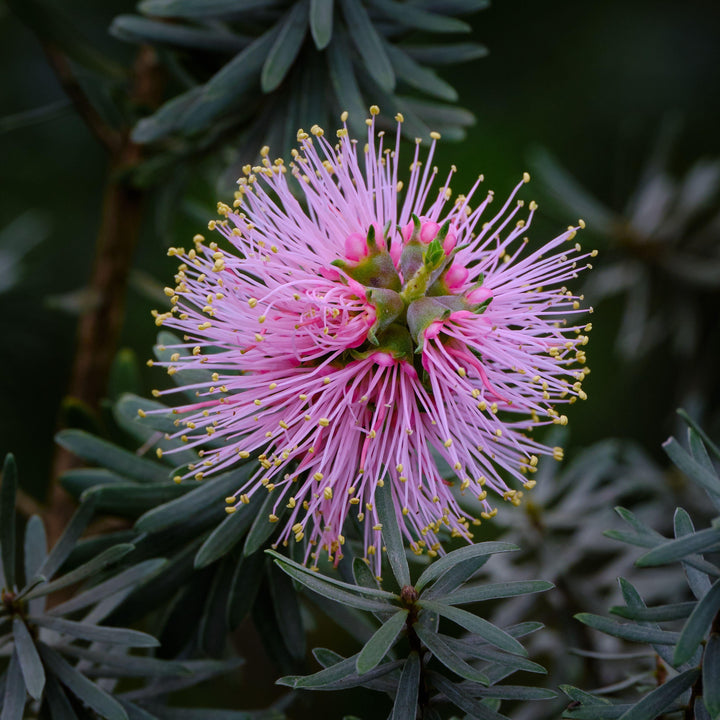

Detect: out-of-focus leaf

[227,551,264,628]
[617,668,699,720]
[356,609,407,674]
[38,644,128,720]
[414,624,489,684]
[674,507,712,600]
[56,430,167,484]
[37,499,97,580]
[24,544,134,600]
[420,600,526,655]
[407,0,490,12]
[420,555,490,600]
[403,43,488,65]
[11,618,44,700]
[243,490,288,556]
[135,464,253,532]
[110,15,248,53]
[327,32,367,129]
[138,0,269,18]
[392,652,420,719]
[1,454,18,589]
[430,672,509,720]
[704,634,720,718]
[674,578,720,664]
[310,0,333,49]
[432,580,553,606]
[340,0,395,92]
[0,101,71,136]
[663,437,720,505]
[610,601,695,622]
[31,615,159,647]
[279,652,402,689]
[44,672,79,720]
[81,482,190,517]
[269,560,306,660]
[369,0,470,32]
[385,43,458,101]
[635,526,720,567]
[1,650,27,720]
[261,1,309,93]
[60,648,188,679]
[200,556,235,657]
[49,559,166,616]
[466,685,556,701]
[415,542,517,591]
[446,636,546,674]
[574,613,680,645]
[132,87,204,144]
[60,469,126,498]
[375,480,410,587]
[561,685,613,705]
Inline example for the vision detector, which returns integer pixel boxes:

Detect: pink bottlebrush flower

[148,107,594,576]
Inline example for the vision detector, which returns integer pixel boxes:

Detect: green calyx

[366,288,404,345]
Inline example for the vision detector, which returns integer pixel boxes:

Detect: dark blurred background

[1,0,719,715]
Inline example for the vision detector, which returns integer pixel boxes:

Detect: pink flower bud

[443,230,457,254]
[444,264,469,291]
[467,285,492,304]
[345,232,368,261]
[420,221,440,244]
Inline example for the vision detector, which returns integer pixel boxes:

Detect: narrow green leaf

[416,542,517,591]
[339,0,395,91]
[60,469,126,499]
[49,559,166,616]
[55,430,167,484]
[310,0,333,49]
[261,0,308,92]
[131,87,203,144]
[575,613,680,645]
[353,556,380,590]
[469,685,556,701]
[38,644,128,720]
[1,454,18,589]
[408,0,489,12]
[110,15,248,53]
[674,578,720,665]
[430,672,509,720]
[604,530,662,550]
[267,550,397,601]
[11,618,44,700]
[227,551,264,629]
[280,652,403,690]
[137,0,268,18]
[420,600,526,655]
[675,508,712,600]
[327,31,367,130]
[564,707,635,719]
[271,557,395,612]
[23,515,46,582]
[269,560,306,660]
[243,489,290,556]
[561,685,613,705]
[689,428,716,475]
[24,544,134,600]
[357,609,407,674]
[664,437,720,500]
[1,649,27,720]
[44,672,79,720]
[433,580,553,606]
[35,501,97,583]
[703,633,720,718]
[195,495,260,568]
[31,615,159,647]
[678,409,720,462]
[420,554,490,599]
[135,464,253,533]
[374,480,410,587]
[610,601,695,622]
[59,645,190,678]
[414,624,489,684]
[636,526,720,567]
[446,635,547,674]
[618,668,699,720]
[385,43,458,101]
[392,652,420,720]
[369,0,470,32]
[403,42,488,65]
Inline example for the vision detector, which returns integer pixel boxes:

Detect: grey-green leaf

[24,544,134,600]
[44,672,79,720]
[339,0,395,92]
[433,580,553,606]
[269,560,306,660]
[369,0,470,32]
[374,480,410,587]
[31,615,159,647]
[675,507,712,600]
[356,609,407,674]
[636,526,720,567]
[195,497,260,569]
[678,409,720,462]
[1,454,18,590]
[430,672,509,720]
[38,644,128,720]
[261,0,308,93]
[610,601,696,622]
[1,649,27,720]
[704,634,720,718]
[56,430,167,484]
[575,613,680,645]
[403,43,488,65]
[310,0,333,49]
[23,514,46,582]
[11,618,44,700]
[663,437,720,502]
[420,600,526,655]
[618,668,699,720]
[414,624,489,684]
[674,577,720,665]
[392,652,420,720]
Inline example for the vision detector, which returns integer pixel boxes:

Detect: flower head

[148,108,593,576]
